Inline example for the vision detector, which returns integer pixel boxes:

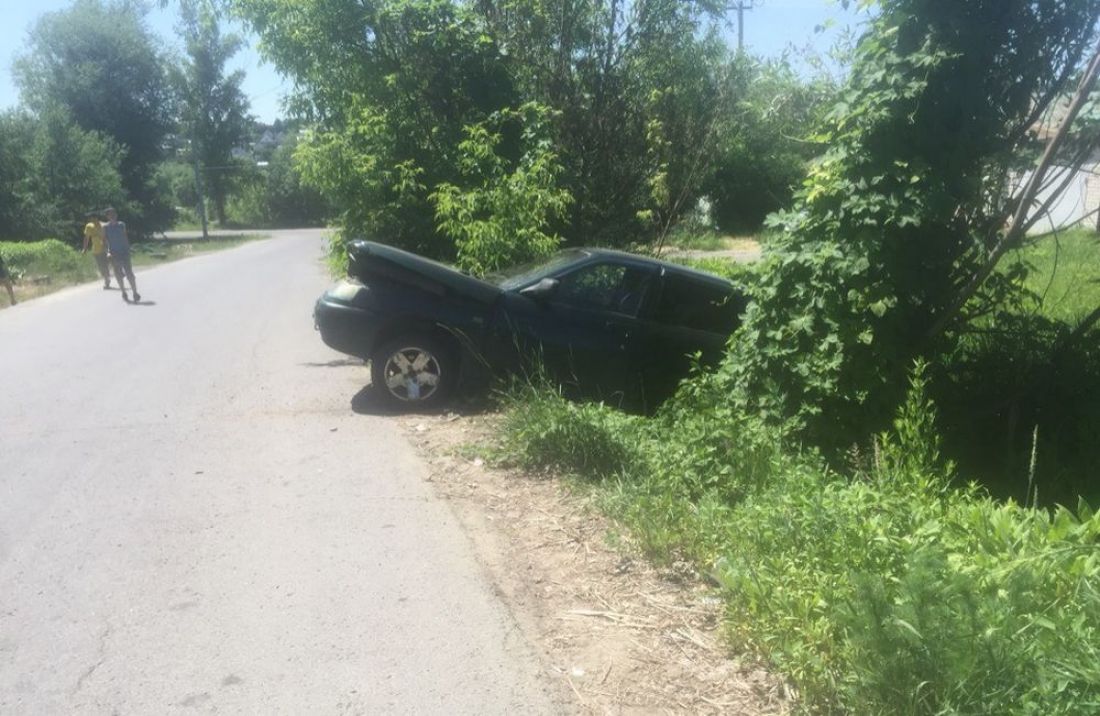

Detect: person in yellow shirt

[81,211,112,289]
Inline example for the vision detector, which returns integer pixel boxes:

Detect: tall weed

[498,384,642,479]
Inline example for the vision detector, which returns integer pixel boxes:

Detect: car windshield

[487,249,589,290]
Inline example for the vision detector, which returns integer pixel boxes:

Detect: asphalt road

[0,229,559,714]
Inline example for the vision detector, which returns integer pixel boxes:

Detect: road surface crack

[72,622,112,695]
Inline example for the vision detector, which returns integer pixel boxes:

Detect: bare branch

[926,39,1100,341]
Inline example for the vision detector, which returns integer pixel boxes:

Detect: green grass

[1014,229,1100,324]
[664,230,732,251]
[168,220,204,232]
[927,230,1100,506]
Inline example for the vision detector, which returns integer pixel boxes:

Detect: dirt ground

[400,410,791,715]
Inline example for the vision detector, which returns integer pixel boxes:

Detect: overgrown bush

[934,314,1100,507]
[498,364,1100,714]
[718,0,1100,458]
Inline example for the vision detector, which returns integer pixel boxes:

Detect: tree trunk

[214,190,227,226]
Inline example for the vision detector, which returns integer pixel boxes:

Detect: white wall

[1017,163,1100,234]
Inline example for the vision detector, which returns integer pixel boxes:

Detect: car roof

[574,248,735,289]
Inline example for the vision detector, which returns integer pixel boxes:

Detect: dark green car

[314,240,745,410]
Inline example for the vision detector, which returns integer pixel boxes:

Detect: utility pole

[733,1,755,52]
[191,145,209,241]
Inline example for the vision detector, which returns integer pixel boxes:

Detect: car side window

[653,272,742,334]
[553,263,651,316]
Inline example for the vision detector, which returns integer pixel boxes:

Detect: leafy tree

[236,0,516,256]
[431,103,572,275]
[262,131,329,226]
[225,129,330,227]
[474,0,729,245]
[0,112,39,239]
[0,109,126,240]
[706,56,833,234]
[14,0,176,235]
[716,0,1100,453]
[233,0,732,255]
[156,161,202,215]
[28,108,128,237]
[173,0,254,225]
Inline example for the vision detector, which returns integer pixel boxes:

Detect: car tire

[371,334,456,409]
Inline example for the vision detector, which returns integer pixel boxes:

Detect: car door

[636,269,745,406]
[498,260,658,405]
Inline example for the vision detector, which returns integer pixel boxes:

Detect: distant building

[1020,98,1100,234]
[1019,158,1100,234]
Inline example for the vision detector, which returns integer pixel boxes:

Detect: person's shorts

[110,252,134,277]
[0,256,9,280]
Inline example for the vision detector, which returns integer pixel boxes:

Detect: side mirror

[519,277,559,301]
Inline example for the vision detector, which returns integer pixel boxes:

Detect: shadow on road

[129,300,157,307]
[350,383,450,416]
[300,359,364,368]
[350,383,493,418]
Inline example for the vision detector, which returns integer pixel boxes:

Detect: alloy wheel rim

[382,347,442,402]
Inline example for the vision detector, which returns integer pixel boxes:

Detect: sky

[0,0,868,124]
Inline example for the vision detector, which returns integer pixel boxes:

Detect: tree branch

[926,39,1100,341]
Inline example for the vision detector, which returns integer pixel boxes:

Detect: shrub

[933,313,1100,507]
[0,239,90,280]
[498,384,641,479]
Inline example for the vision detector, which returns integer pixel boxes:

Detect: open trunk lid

[347,240,501,306]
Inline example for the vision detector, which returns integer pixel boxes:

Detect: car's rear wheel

[371,334,455,409]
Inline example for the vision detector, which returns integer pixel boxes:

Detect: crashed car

[314,240,746,410]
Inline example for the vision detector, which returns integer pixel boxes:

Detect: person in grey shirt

[103,208,140,302]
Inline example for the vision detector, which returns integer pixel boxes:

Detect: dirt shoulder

[401,410,790,715]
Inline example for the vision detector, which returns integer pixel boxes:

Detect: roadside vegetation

[233,0,830,268]
[498,233,1100,712]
